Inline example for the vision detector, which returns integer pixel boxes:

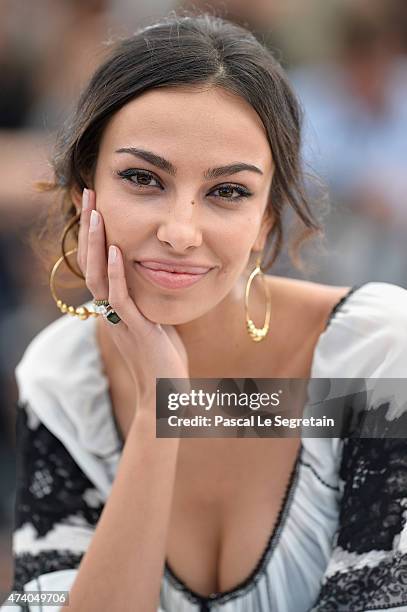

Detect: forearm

[68,405,180,612]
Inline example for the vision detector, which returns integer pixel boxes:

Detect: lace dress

[2,281,407,612]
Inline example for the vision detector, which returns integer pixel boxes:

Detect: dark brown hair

[32,11,324,282]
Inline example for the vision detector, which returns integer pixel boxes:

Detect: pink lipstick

[135,262,211,289]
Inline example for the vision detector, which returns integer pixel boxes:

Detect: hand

[76,188,190,412]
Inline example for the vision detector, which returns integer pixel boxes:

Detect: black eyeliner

[116,168,253,201]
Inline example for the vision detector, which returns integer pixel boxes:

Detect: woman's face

[93,85,274,325]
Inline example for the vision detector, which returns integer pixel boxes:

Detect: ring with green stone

[93,300,121,325]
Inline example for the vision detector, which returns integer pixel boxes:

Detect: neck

[173,272,271,377]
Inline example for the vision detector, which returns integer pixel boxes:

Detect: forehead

[99,85,273,171]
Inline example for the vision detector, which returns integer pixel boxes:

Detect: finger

[85,198,109,301]
[77,188,95,274]
[106,244,158,337]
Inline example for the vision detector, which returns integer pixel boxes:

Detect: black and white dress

[2,281,407,612]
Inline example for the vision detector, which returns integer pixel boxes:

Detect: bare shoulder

[265,275,352,329]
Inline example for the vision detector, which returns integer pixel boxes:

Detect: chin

[130,293,203,326]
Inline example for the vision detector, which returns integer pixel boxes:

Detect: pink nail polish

[109,245,117,263]
[90,209,99,230]
[82,188,90,210]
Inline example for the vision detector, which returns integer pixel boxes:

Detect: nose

[156,199,202,252]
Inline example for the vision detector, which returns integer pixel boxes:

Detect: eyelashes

[118,168,162,189]
[116,168,253,203]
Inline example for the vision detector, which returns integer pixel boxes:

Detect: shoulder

[281,278,407,338]
[310,281,407,377]
[17,300,95,364]
[265,275,354,332]
[15,300,96,401]
[321,280,407,340]
[13,302,120,493]
[267,276,407,324]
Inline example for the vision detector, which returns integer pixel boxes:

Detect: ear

[252,208,275,253]
[70,184,84,215]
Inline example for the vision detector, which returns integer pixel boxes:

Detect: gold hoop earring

[61,212,85,279]
[245,254,271,342]
[49,246,99,320]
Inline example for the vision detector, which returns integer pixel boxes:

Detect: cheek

[97,197,143,245]
[220,216,259,252]
[93,168,131,217]
[216,243,253,280]
[98,210,127,246]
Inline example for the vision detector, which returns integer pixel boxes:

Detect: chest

[166,436,301,598]
[104,360,303,598]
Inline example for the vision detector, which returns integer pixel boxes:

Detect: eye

[117,168,163,189]
[209,183,253,203]
[116,169,253,205]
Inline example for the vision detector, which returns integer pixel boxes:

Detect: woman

[4,12,407,612]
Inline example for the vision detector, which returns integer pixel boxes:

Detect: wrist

[130,410,181,451]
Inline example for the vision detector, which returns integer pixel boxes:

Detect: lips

[135,262,212,289]
[137,260,211,274]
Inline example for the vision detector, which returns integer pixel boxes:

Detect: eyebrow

[115,147,264,179]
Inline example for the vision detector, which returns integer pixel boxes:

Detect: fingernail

[82,188,90,210]
[89,209,99,230]
[109,245,117,263]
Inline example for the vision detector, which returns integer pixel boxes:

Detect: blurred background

[1,0,406,599]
